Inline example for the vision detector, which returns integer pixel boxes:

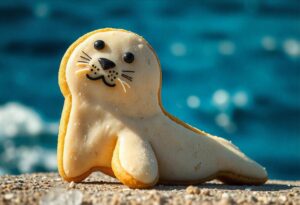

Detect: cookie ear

[112,131,159,188]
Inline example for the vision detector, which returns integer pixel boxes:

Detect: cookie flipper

[213,136,268,185]
[112,131,159,188]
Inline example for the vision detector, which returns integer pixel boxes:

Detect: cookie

[57,28,267,188]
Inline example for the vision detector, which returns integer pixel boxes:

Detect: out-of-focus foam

[0,102,58,138]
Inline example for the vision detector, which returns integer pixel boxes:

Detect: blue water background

[0,0,299,180]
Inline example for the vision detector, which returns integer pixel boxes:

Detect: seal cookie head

[63,29,161,116]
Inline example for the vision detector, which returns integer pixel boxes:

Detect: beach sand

[0,172,299,205]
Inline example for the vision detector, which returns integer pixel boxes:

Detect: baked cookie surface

[58,28,268,188]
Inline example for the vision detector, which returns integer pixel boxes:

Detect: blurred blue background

[0,0,299,180]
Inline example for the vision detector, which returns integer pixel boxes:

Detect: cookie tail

[214,137,268,185]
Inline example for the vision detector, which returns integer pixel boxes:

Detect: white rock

[40,188,83,205]
[4,193,14,200]
[69,181,75,189]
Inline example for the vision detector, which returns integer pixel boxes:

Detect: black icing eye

[94,40,105,50]
[123,52,134,63]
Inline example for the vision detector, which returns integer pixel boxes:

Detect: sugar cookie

[57,28,267,188]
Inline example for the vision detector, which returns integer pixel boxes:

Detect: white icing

[62,29,267,182]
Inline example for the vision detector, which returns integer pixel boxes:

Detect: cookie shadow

[155,181,298,192]
[81,181,121,185]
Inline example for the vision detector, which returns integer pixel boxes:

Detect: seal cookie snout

[76,50,119,87]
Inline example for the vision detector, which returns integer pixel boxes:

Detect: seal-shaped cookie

[57,28,268,188]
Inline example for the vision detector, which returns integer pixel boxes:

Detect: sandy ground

[0,172,299,205]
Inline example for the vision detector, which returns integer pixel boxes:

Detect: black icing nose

[98,58,116,70]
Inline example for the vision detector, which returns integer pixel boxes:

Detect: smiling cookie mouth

[86,74,116,87]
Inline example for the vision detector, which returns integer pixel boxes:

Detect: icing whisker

[77,60,89,64]
[121,74,133,82]
[117,78,130,93]
[76,68,90,76]
[122,70,135,73]
[76,62,90,67]
[119,78,131,88]
[81,50,92,60]
[80,56,91,61]
[76,63,91,76]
